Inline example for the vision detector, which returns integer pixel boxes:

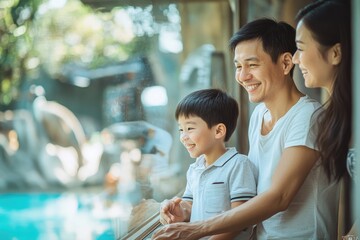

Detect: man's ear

[215,123,226,139]
[282,52,294,75]
[329,43,342,65]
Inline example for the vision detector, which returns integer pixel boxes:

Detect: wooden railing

[120,212,162,240]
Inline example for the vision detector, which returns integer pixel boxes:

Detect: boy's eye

[178,127,194,132]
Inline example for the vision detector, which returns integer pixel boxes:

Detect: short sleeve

[284,100,320,150]
[229,156,257,202]
[182,166,194,202]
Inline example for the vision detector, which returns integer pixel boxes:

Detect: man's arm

[152,146,318,240]
[208,201,249,240]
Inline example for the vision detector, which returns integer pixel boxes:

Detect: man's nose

[237,68,252,84]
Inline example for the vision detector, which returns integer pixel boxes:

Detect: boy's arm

[160,197,192,224]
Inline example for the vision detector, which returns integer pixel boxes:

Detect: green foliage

[1,0,153,109]
[32,1,142,74]
[0,0,43,107]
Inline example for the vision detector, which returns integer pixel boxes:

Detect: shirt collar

[195,147,238,168]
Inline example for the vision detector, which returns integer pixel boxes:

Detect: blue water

[0,192,122,240]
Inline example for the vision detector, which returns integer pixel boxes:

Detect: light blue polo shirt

[182,147,257,222]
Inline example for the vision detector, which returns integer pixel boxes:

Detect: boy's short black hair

[229,18,296,76]
[175,89,239,142]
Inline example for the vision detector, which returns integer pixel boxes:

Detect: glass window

[0,0,234,239]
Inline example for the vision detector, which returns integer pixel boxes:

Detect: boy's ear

[215,123,226,139]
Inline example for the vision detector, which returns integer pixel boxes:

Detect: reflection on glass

[0,0,232,238]
[141,86,168,107]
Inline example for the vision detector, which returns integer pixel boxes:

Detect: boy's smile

[177,114,223,164]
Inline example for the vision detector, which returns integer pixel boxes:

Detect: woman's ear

[282,52,294,75]
[330,43,342,65]
[215,123,226,139]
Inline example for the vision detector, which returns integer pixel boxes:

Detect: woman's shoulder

[297,95,322,111]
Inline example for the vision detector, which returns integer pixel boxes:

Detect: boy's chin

[188,151,201,159]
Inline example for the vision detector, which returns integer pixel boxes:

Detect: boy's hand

[159,197,191,224]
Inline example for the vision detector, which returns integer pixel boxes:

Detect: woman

[292,0,356,238]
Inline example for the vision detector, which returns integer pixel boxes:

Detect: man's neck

[262,86,304,135]
[265,82,303,120]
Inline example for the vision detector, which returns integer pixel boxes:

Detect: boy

[160,88,257,239]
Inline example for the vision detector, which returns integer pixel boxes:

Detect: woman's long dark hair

[296,0,352,181]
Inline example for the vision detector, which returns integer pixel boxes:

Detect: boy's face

[233,39,286,104]
[177,114,218,159]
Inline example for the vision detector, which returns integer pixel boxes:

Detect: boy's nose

[180,133,189,142]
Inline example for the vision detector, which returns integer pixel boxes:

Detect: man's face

[233,39,284,104]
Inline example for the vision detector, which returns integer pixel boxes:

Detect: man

[152,18,339,240]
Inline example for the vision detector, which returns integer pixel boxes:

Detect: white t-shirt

[183,147,257,239]
[248,96,340,240]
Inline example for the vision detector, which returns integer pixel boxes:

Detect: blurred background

[0,0,359,239]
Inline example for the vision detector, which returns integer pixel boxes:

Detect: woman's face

[292,20,337,93]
